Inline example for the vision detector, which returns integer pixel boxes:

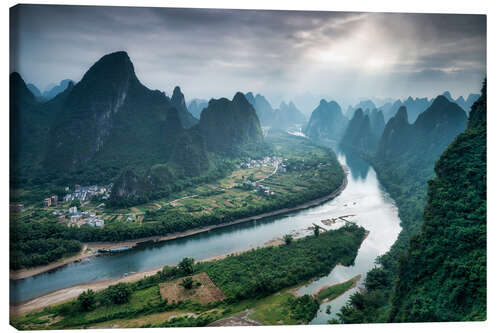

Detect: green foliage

[9,214,82,269]
[70,199,81,208]
[316,276,359,302]
[314,224,320,237]
[178,257,195,275]
[13,225,365,329]
[10,132,344,269]
[102,283,132,305]
[199,92,263,152]
[77,289,96,311]
[179,277,195,289]
[338,290,389,323]
[288,295,319,322]
[338,81,486,324]
[283,234,293,245]
[389,81,486,322]
[197,225,366,300]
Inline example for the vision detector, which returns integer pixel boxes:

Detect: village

[41,183,114,228]
[238,156,286,196]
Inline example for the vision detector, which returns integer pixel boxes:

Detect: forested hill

[45,51,184,172]
[377,95,467,163]
[199,92,264,152]
[337,89,476,324]
[389,81,486,322]
[10,51,269,205]
[11,51,204,180]
[339,109,376,153]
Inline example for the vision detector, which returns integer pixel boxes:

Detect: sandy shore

[10,174,347,281]
[9,246,93,280]
[10,266,163,317]
[10,236,288,317]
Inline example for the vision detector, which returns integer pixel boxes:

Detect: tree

[70,199,81,209]
[160,265,177,279]
[180,276,194,289]
[283,234,293,245]
[314,225,320,237]
[178,257,195,275]
[77,289,96,311]
[105,283,132,304]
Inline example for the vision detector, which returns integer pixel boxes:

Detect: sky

[10,4,486,113]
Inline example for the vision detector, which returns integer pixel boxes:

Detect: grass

[315,275,361,303]
[248,292,302,325]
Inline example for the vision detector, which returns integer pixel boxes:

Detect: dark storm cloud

[10,5,485,111]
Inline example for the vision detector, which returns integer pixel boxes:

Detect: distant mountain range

[345,100,376,120]
[27,79,74,101]
[346,92,479,124]
[187,98,209,119]
[244,92,307,129]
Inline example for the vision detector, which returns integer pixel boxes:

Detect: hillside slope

[389,82,486,322]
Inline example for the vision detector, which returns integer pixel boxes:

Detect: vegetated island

[11,224,366,329]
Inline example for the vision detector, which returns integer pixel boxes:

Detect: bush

[77,289,96,311]
[283,234,293,245]
[103,283,132,305]
[178,257,195,275]
[289,295,319,323]
[180,277,194,289]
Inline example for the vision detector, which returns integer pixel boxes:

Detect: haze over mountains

[303,99,348,143]
[11,51,265,202]
[10,49,478,205]
[27,79,74,101]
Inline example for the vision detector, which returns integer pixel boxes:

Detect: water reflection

[341,148,370,181]
[295,149,401,324]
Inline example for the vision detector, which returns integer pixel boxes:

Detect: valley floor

[10,173,347,281]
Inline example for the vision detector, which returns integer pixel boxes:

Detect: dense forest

[197,223,366,300]
[389,81,486,322]
[337,81,486,323]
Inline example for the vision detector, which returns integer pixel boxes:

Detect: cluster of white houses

[43,184,113,207]
[243,180,275,196]
[63,184,113,203]
[240,156,282,169]
[61,206,104,227]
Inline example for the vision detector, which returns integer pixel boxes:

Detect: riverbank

[10,236,285,316]
[9,245,92,280]
[10,173,347,281]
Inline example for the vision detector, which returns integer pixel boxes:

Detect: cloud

[10,5,486,110]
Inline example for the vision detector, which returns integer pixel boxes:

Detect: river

[10,148,401,325]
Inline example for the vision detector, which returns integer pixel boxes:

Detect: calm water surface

[11,149,401,325]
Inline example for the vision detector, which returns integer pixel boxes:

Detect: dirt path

[208,309,261,326]
[167,194,198,206]
[10,175,347,281]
